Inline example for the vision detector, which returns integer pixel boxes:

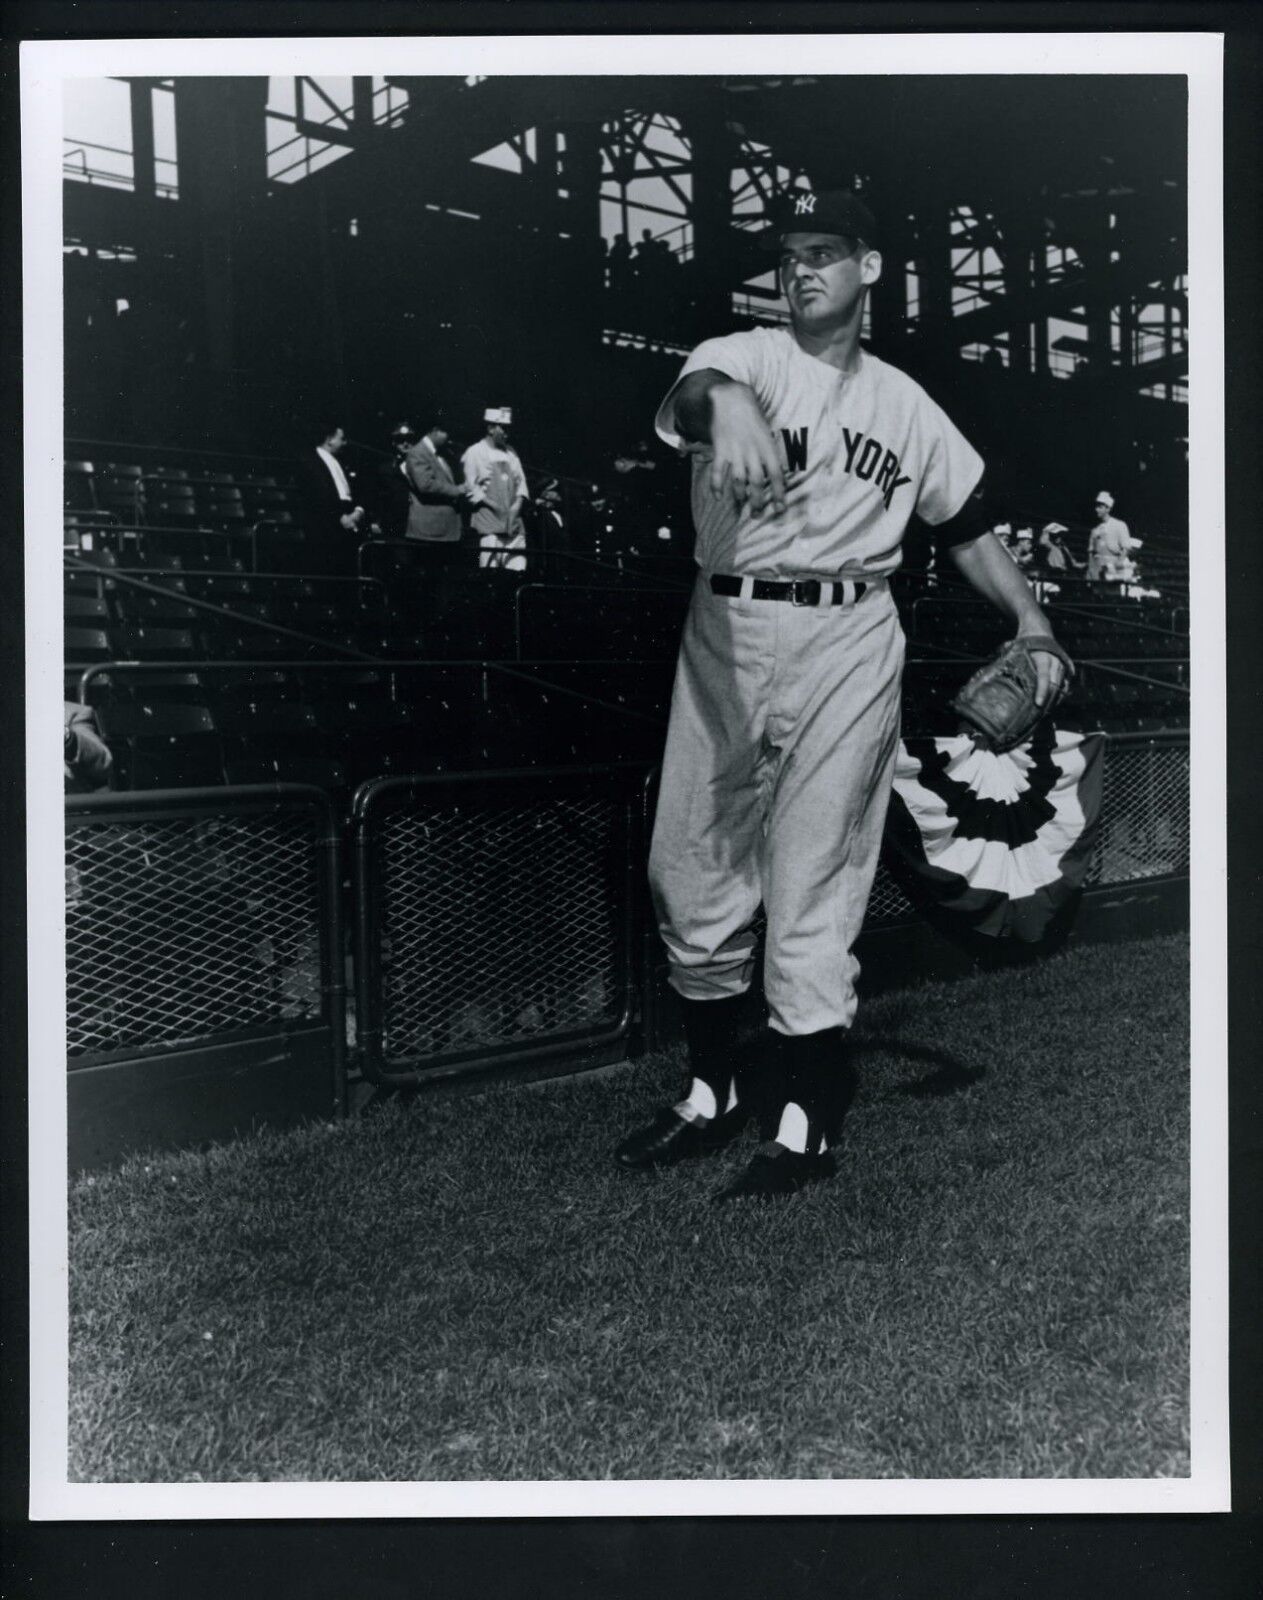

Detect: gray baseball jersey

[655,326,984,579]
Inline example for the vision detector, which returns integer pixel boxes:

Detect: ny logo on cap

[794,193,817,215]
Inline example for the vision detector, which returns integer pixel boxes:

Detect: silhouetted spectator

[372,422,419,540]
[608,232,632,295]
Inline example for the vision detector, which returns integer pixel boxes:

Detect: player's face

[1094,501,1110,521]
[779,232,881,328]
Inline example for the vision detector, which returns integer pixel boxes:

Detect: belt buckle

[791,579,821,607]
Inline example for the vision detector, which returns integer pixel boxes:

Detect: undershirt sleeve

[931,477,991,550]
[654,333,765,449]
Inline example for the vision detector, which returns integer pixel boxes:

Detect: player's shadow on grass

[852,1036,986,1099]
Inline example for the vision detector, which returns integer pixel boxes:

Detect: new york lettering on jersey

[777,423,913,510]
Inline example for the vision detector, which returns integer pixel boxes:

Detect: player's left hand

[1015,621,1068,709]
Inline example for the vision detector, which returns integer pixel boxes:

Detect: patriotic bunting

[883,724,1104,943]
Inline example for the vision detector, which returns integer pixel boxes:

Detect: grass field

[68,932,1190,1482]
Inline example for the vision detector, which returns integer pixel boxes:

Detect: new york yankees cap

[767,186,879,247]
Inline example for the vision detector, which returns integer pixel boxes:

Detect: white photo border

[24,29,1228,1519]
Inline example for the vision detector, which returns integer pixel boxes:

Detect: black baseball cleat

[712,1142,837,1204]
[613,1106,745,1169]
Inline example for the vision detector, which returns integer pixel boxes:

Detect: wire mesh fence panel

[866,862,918,927]
[1088,737,1190,885]
[66,802,326,1062]
[365,775,638,1073]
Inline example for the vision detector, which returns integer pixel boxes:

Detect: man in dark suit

[372,422,419,541]
[296,422,367,576]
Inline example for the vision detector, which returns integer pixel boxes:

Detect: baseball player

[614,187,1068,1202]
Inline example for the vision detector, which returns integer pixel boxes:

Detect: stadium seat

[211,668,299,707]
[144,466,190,483]
[64,569,111,597]
[147,486,201,528]
[217,700,319,743]
[65,626,115,662]
[222,753,348,790]
[122,671,207,707]
[115,625,197,660]
[217,702,345,789]
[222,599,277,625]
[191,574,252,601]
[95,702,221,789]
[283,601,342,633]
[94,464,146,522]
[64,460,97,511]
[113,591,200,625]
[64,595,112,626]
[197,487,248,528]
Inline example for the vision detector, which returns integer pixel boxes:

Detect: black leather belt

[709,574,868,607]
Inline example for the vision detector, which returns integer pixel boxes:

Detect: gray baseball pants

[648,573,904,1035]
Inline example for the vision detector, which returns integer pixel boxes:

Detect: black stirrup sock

[676,993,749,1119]
[773,1027,857,1155]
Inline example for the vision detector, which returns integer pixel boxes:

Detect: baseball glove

[950,635,1075,754]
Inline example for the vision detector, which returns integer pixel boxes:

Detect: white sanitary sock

[774,1101,828,1155]
[674,1077,737,1123]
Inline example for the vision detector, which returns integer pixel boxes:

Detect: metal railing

[907,592,1189,641]
[64,557,381,662]
[512,582,690,662]
[352,763,652,1087]
[66,565,388,607]
[355,538,695,592]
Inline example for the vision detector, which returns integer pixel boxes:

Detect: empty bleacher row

[65,456,299,533]
[70,662,671,793]
[66,577,1188,796]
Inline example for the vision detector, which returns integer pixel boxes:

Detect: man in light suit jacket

[403,419,468,622]
[404,420,465,541]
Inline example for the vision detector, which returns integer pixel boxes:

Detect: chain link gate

[353,764,651,1087]
[1085,731,1190,885]
[65,784,346,1169]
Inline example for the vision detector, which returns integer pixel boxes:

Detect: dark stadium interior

[60,72,1190,1153]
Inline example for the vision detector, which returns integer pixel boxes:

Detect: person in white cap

[1011,526,1036,571]
[461,407,530,572]
[1086,491,1142,584]
[1038,522,1083,576]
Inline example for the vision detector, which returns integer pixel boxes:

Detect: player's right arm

[671,369,787,516]
[461,450,486,505]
